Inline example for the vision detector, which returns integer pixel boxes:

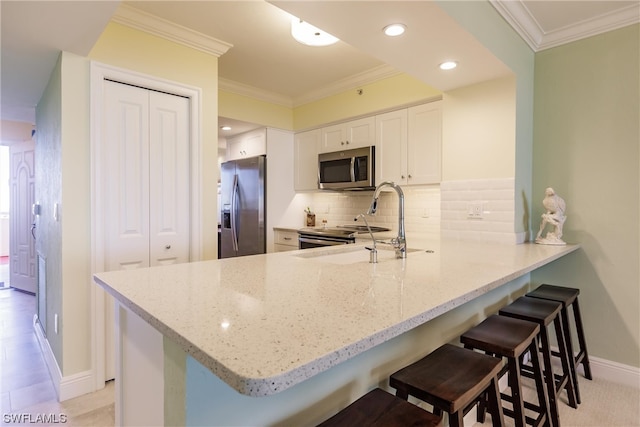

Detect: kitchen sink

[335,225,391,233]
[295,245,421,265]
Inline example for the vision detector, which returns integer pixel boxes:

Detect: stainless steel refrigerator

[220,155,266,258]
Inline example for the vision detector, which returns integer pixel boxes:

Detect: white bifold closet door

[102,80,191,380]
[103,80,190,271]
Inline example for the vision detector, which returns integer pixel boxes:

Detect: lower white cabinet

[274,229,298,252]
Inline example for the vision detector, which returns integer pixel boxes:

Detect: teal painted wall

[531,24,640,367]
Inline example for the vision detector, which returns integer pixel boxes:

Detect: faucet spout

[355,214,377,263]
[368,181,406,259]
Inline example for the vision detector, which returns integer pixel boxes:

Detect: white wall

[265,128,295,252]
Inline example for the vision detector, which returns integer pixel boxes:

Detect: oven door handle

[298,236,350,246]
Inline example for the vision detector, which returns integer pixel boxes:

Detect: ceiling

[1,0,638,141]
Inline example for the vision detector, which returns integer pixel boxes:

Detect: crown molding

[219,64,402,109]
[491,0,640,52]
[490,0,542,51]
[538,3,640,51]
[112,4,233,57]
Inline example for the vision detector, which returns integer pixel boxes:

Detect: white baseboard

[33,315,95,402]
[589,354,640,389]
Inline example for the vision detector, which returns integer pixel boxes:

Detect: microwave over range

[318,146,375,190]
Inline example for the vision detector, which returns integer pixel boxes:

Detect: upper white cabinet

[294,128,321,191]
[226,128,266,160]
[375,101,442,185]
[320,116,375,153]
[407,101,442,184]
[375,108,407,186]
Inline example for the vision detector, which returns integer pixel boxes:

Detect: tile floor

[0,283,114,426]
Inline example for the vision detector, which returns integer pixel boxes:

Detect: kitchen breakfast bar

[93,238,579,426]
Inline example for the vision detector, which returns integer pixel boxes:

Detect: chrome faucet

[367,181,406,259]
[354,213,377,263]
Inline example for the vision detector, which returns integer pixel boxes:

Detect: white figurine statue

[535,187,567,245]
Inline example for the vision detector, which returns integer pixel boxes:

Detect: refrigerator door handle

[231,174,239,252]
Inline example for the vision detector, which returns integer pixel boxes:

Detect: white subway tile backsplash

[440,177,519,243]
[300,178,518,243]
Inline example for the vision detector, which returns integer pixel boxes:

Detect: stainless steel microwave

[318,146,375,190]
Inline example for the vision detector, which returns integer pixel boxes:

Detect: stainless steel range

[297,225,390,249]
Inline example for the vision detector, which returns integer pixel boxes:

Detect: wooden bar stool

[317,388,442,427]
[460,315,551,427]
[389,343,505,427]
[526,284,592,404]
[499,296,578,427]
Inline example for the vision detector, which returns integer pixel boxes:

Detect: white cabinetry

[294,129,321,191]
[375,108,407,186]
[375,101,442,185]
[273,229,298,252]
[320,116,375,153]
[226,128,266,160]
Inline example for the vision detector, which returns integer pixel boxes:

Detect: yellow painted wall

[293,73,442,130]
[219,90,293,131]
[442,75,516,180]
[219,73,441,133]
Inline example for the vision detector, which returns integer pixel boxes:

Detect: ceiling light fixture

[220,126,232,131]
[383,23,406,37]
[291,18,339,47]
[439,61,458,70]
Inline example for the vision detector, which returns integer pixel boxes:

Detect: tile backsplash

[291,178,522,244]
[441,178,523,244]
[308,185,441,236]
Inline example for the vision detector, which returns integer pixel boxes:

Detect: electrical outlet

[467,202,484,219]
[54,314,59,334]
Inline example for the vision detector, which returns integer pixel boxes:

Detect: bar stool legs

[527,284,593,405]
[499,296,578,427]
[461,315,552,427]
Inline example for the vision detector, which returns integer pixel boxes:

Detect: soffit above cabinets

[1,1,638,124]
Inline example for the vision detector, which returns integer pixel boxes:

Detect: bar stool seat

[527,284,592,404]
[389,343,505,427]
[460,315,551,427]
[317,388,442,427]
[499,296,578,427]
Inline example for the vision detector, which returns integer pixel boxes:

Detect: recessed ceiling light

[221,126,232,131]
[383,23,406,37]
[291,18,339,47]
[439,61,458,70]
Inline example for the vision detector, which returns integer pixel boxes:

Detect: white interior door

[103,80,190,380]
[149,91,190,266]
[9,139,36,293]
[104,81,151,272]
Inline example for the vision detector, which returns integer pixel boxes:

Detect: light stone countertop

[93,238,579,397]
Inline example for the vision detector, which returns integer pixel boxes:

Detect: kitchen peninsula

[93,238,579,426]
